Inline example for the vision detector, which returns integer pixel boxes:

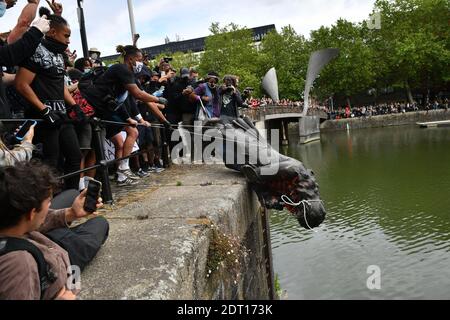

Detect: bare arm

[15,67,46,112]
[2,73,15,86]
[126,83,159,104]
[7,0,40,44]
[45,0,62,16]
[64,86,76,106]
[146,102,167,123]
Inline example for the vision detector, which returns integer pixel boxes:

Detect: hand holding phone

[83,179,102,213]
[15,120,37,142]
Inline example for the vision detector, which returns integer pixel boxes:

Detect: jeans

[48,190,110,272]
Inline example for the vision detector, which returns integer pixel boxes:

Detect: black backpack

[0,237,57,300]
[78,66,108,92]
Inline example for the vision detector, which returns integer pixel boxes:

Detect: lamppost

[77,0,89,58]
[127,0,138,44]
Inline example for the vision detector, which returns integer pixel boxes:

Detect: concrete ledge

[79,165,269,300]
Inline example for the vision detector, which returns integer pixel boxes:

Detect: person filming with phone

[0,161,109,300]
[0,120,36,166]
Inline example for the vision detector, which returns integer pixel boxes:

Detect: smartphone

[83,179,102,213]
[15,120,37,141]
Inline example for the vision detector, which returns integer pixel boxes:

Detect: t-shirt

[80,64,135,116]
[21,43,66,118]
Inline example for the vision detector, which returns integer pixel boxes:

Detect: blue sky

[1,0,375,56]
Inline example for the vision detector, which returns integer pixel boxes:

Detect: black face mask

[42,37,68,54]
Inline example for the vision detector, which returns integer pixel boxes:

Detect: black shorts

[75,122,93,150]
[138,126,154,148]
[102,114,126,139]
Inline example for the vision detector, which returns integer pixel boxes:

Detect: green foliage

[258,26,310,100]
[370,0,450,96]
[152,51,201,71]
[199,23,262,96]
[309,19,376,101]
[206,223,249,283]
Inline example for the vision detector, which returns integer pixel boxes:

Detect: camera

[224,85,235,93]
[163,57,173,63]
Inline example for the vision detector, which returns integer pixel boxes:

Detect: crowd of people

[0,0,448,300]
[243,96,304,109]
[327,100,449,120]
[0,1,250,300]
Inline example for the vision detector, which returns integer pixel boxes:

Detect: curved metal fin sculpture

[262,67,280,103]
[302,48,340,116]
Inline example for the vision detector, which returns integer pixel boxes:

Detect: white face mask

[133,61,144,74]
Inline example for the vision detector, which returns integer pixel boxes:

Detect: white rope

[281,195,323,232]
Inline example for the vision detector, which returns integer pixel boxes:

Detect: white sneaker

[117,169,141,181]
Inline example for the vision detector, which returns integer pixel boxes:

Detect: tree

[154,51,201,71]
[258,26,310,100]
[371,0,450,103]
[309,19,376,106]
[199,23,261,95]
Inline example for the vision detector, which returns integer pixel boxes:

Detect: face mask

[42,37,68,54]
[133,61,144,74]
[84,69,91,74]
[0,2,7,18]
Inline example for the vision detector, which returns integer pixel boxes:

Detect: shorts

[103,114,126,140]
[138,126,154,148]
[75,122,93,150]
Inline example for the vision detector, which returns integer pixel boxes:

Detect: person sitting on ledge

[0,161,109,300]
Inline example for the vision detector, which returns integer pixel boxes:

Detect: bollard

[161,127,171,168]
[91,118,114,204]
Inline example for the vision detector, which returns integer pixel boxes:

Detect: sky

[0,0,376,57]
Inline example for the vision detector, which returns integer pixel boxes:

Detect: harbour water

[271,125,450,299]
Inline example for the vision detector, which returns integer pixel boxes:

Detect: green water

[271,125,450,300]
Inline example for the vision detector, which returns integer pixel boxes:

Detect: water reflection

[271,126,450,299]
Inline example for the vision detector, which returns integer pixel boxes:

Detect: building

[103,24,276,61]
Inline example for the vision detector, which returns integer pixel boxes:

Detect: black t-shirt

[21,43,66,118]
[81,64,135,114]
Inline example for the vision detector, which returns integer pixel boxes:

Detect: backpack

[0,237,57,300]
[78,66,108,92]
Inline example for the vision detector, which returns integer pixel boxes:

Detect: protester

[15,9,83,191]
[0,4,49,119]
[192,71,221,119]
[0,161,109,300]
[219,75,244,121]
[79,45,170,185]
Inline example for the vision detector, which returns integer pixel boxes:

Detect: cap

[89,48,101,53]
[205,71,220,81]
[180,67,190,78]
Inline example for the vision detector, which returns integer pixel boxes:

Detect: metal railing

[1,118,171,204]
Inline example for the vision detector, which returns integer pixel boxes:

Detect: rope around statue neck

[281,195,323,232]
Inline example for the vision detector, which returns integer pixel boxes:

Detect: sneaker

[136,168,151,178]
[117,169,141,181]
[117,177,139,186]
[150,166,165,173]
